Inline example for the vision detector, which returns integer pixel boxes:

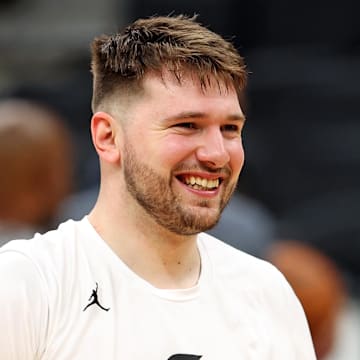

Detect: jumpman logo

[83,282,110,312]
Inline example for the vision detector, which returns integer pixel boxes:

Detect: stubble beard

[123,142,237,235]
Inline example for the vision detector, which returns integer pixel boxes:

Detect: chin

[187,207,221,231]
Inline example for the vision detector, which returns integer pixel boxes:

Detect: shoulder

[198,232,295,300]
[0,219,85,287]
[199,233,312,338]
[1,218,79,257]
[199,232,279,276]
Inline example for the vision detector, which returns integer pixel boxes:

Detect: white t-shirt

[0,217,316,359]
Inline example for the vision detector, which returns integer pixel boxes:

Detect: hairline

[93,66,240,117]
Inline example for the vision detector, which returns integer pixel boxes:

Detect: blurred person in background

[0,99,73,246]
[267,240,360,360]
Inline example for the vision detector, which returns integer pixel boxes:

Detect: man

[0,15,316,359]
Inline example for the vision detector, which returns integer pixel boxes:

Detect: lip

[174,171,227,181]
[176,178,221,197]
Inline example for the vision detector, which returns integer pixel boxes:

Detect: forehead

[144,69,235,96]
[138,70,241,114]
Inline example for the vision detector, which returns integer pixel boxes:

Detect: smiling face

[119,71,245,235]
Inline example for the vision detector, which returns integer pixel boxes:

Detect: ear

[91,111,121,164]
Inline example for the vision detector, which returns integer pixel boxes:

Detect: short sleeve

[0,251,48,359]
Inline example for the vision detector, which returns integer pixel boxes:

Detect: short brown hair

[90,14,247,112]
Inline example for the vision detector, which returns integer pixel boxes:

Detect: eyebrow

[164,111,246,123]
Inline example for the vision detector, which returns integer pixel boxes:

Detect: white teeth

[182,176,220,189]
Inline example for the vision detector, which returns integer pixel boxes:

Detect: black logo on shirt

[83,282,110,312]
[168,355,202,360]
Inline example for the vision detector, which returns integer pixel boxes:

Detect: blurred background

[0,1,359,358]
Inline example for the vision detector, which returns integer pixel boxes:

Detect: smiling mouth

[177,175,221,191]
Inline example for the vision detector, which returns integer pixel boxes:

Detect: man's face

[121,72,245,235]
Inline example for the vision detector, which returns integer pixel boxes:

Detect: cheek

[229,142,245,174]
[152,136,194,167]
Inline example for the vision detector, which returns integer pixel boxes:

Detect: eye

[221,124,240,133]
[173,122,197,129]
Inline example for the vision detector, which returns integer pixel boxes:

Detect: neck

[88,190,201,289]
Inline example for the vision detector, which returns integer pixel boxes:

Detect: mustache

[172,163,231,177]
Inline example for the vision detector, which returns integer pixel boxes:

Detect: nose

[196,127,230,168]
